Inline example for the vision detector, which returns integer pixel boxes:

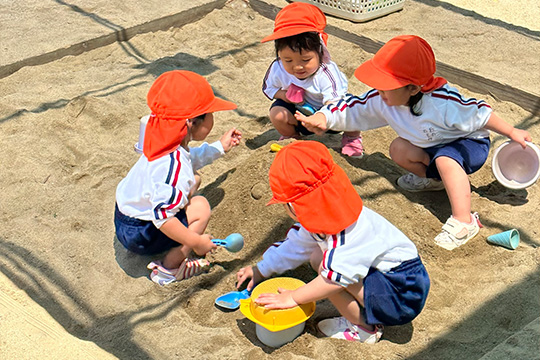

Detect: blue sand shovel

[215,289,251,310]
[295,102,317,116]
[211,233,244,253]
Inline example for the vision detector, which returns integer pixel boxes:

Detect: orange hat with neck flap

[143,70,236,161]
[268,141,363,234]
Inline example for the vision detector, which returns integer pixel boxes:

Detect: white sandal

[147,258,210,286]
[434,212,482,250]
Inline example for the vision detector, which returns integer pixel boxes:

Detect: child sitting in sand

[297,35,532,251]
[114,70,242,285]
[236,141,430,344]
[261,2,364,158]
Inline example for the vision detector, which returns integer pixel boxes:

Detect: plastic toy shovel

[211,233,244,253]
[286,84,305,103]
[215,289,251,310]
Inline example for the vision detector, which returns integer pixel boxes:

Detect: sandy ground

[0,0,539,359]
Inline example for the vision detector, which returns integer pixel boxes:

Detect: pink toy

[286,84,305,103]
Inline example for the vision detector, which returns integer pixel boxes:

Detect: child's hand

[295,111,327,135]
[508,128,532,148]
[193,234,218,256]
[220,128,242,152]
[236,265,263,291]
[255,288,298,309]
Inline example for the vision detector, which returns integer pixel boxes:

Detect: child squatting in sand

[114,70,242,285]
[298,35,532,251]
[236,141,430,344]
[261,2,364,158]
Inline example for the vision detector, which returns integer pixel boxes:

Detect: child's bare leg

[312,248,372,329]
[162,195,211,269]
[389,137,430,176]
[435,156,472,223]
[162,246,190,269]
[270,106,299,137]
[327,283,373,330]
[185,195,211,235]
[309,247,323,271]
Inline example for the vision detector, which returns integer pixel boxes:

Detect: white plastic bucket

[255,322,305,348]
[492,141,540,189]
[134,115,150,154]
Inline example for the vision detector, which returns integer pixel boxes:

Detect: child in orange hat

[236,141,430,344]
[114,70,242,285]
[261,2,364,158]
[298,35,532,251]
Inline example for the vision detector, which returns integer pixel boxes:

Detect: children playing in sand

[236,141,430,344]
[114,70,242,285]
[261,2,364,158]
[297,35,532,251]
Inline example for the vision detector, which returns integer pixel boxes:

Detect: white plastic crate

[292,0,405,23]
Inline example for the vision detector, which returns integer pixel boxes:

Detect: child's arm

[255,274,343,309]
[220,128,242,152]
[160,217,217,255]
[295,111,328,135]
[272,89,290,102]
[484,113,532,148]
[296,91,388,135]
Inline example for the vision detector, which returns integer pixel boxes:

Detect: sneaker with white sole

[317,316,383,344]
[147,258,210,286]
[434,212,482,250]
[397,173,445,192]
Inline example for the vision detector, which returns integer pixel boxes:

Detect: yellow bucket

[239,277,316,332]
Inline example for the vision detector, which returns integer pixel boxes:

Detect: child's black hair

[274,32,323,64]
[192,113,207,125]
[408,91,423,116]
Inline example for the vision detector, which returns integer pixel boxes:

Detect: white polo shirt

[116,141,224,228]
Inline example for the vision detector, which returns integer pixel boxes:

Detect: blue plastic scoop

[211,233,244,253]
[295,102,317,116]
[215,289,251,310]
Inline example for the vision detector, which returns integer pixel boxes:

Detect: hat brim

[354,60,411,91]
[200,96,237,115]
[268,165,362,234]
[261,26,318,43]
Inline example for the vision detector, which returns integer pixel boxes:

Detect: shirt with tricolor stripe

[318,84,492,148]
[256,207,418,287]
[115,141,224,228]
[262,59,349,107]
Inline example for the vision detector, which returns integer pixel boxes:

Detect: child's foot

[434,212,482,250]
[317,316,383,344]
[341,134,364,158]
[147,258,210,286]
[397,173,445,192]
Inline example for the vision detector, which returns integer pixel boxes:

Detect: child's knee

[270,106,293,123]
[389,137,408,160]
[188,196,211,219]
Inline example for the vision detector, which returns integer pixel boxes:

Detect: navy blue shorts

[271,99,339,135]
[363,257,430,326]
[114,204,188,255]
[424,137,491,180]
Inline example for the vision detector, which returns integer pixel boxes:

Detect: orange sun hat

[268,141,363,234]
[354,35,447,93]
[261,2,329,46]
[143,70,237,161]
